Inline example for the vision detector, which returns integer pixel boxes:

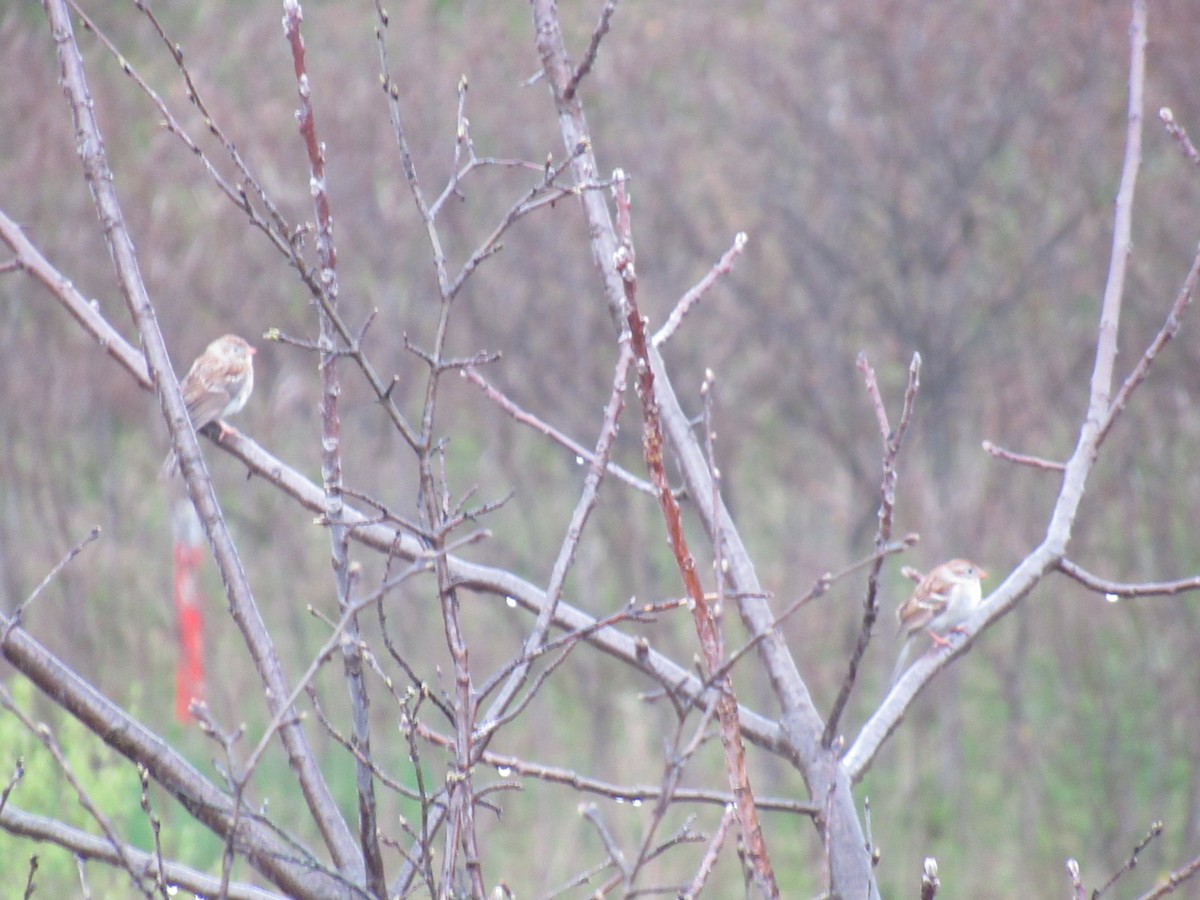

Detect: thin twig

[475,595,682,720]
[0,685,153,898]
[1135,852,1200,899]
[653,231,748,347]
[1057,559,1200,599]
[680,804,737,900]
[306,689,420,804]
[136,766,170,900]
[541,857,619,899]
[705,537,917,692]
[1097,241,1200,447]
[581,804,630,880]
[420,733,817,814]
[1094,821,1163,898]
[564,0,620,101]
[1,526,100,646]
[0,758,23,820]
[1160,107,1200,167]
[461,363,654,494]
[71,0,298,261]
[475,342,634,742]
[240,557,426,782]
[24,855,38,900]
[981,440,1066,472]
[823,353,920,748]
[624,698,719,891]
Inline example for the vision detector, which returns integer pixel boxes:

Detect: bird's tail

[890,635,915,687]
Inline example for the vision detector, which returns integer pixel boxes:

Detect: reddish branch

[612,176,779,898]
[282,3,386,895]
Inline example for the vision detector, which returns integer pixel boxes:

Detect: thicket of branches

[2,0,1200,897]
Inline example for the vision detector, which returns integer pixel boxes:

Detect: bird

[162,334,256,476]
[890,558,987,685]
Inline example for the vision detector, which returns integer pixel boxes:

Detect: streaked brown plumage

[891,558,986,684]
[163,334,256,476]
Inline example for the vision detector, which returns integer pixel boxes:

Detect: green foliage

[0,679,225,894]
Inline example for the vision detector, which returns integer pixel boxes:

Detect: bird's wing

[184,380,234,431]
[896,574,952,634]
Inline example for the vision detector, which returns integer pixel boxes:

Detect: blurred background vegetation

[2,0,1200,896]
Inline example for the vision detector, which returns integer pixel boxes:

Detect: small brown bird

[163,334,256,476]
[891,558,987,685]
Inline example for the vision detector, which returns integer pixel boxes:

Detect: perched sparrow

[162,334,256,476]
[891,559,987,684]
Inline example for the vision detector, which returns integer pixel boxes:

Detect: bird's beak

[248,346,258,355]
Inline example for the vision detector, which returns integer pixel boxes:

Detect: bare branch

[68,0,298,260]
[1136,851,1200,899]
[280,3,386,892]
[1,526,100,645]
[823,353,920,748]
[0,759,23,819]
[565,0,620,101]
[240,558,427,782]
[0,805,283,900]
[1097,241,1200,447]
[1057,559,1200,599]
[846,0,1152,784]
[1160,107,1200,167]
[705,537,917,693]
[3,229,782,759]
[476,595,685,734]
[980,440,1066,472]
[614,174,779,898]
[528,2,877,889]
[478,341,633,721]
[653,231,748,348]
[680,804,737,900]
[135,766,170,900]
[461,362,655,495]
[1094,820,1163,898]
[424,718,819,819]
[581,804,630,881]
[0,683,154,898]
[41,0,360,874]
